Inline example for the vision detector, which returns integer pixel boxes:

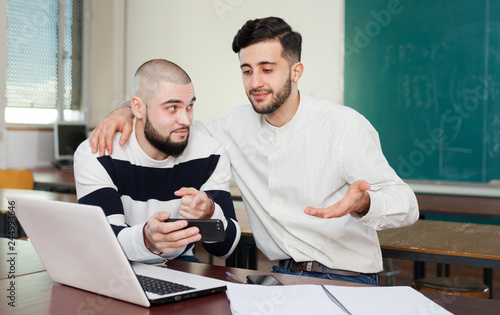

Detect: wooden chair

[0,169,35,190]
[0,169,35,239]
[412,277,490,299]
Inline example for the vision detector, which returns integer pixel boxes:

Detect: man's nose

[177,109,192,125]
[251,73,264,89]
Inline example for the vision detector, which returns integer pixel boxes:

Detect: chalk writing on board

[435,112,476,180]
[384,43,450,68]
[450,72,500,118]
[488,113,500,159]
[397,72,438,111]
[396,69,491,180]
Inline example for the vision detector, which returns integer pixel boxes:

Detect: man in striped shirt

[75,59,240,262]
[88,18,418,285]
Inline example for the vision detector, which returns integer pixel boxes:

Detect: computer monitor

[53,122,88,162]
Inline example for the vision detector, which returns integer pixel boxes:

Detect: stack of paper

[225,283,453,315]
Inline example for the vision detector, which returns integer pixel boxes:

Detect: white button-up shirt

[205,93,419,273]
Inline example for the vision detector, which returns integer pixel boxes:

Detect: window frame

[2,0,88,128]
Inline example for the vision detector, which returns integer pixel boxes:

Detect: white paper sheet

[325,285,454,315]
[225,283,454,315]
[226,283,345,315]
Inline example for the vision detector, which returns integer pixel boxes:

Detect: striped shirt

[205,92,418,273]
[74,121,240,261]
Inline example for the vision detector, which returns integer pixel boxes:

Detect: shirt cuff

[350,190,381,224]
[207,202,228,230]
[207,195,215,218]
[117,224,158,261]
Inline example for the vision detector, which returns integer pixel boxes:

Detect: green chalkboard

[345,0,500,183]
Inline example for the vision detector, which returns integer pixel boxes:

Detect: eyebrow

[240,61,277,68]
[163,96,196,105]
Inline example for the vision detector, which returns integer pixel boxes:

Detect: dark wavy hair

[232,17,302,65]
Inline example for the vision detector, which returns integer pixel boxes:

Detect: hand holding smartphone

[164,218,225,242]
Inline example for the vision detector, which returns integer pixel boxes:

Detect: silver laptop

[6,194,227,307]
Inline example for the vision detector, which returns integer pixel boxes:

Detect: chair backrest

[0,169,35,189]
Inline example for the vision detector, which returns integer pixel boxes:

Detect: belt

[279,259,377,280]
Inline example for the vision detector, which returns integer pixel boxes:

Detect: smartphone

[246,275,283,286]
[164,219,225,242]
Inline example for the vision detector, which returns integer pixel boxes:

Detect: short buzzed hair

[131,59,192,103]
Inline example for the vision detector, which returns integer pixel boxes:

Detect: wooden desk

[378,220,500,269]
[417,194,500,221]
[2,240,500,315]
[378,220,500,293]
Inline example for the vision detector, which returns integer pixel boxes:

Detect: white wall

[123,0,345,122]
[85,0,126,127]
[5,129,54,168]
[1,0,345,168]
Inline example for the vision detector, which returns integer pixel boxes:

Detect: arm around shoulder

[89,103,134,156]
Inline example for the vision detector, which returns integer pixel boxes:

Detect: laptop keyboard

[137,275,195,295]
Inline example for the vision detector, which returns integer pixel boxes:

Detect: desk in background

[379,220,500,293]
[0,188,77,239]
[1,239,500,315]
[31,167,76,193]
[417,193,500,221]
[378,220,500,269]
[412,193,500,295]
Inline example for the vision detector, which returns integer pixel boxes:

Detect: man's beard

[249,76,292,115]
[144,111,189,158]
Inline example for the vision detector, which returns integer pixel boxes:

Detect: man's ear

[290,62,304,83]
[131,96,144,119]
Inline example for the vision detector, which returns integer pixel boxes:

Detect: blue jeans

[272,265,379,285]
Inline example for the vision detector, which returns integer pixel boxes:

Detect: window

[5,0,83,124]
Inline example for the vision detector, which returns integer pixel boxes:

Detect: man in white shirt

[89,17,418,284]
